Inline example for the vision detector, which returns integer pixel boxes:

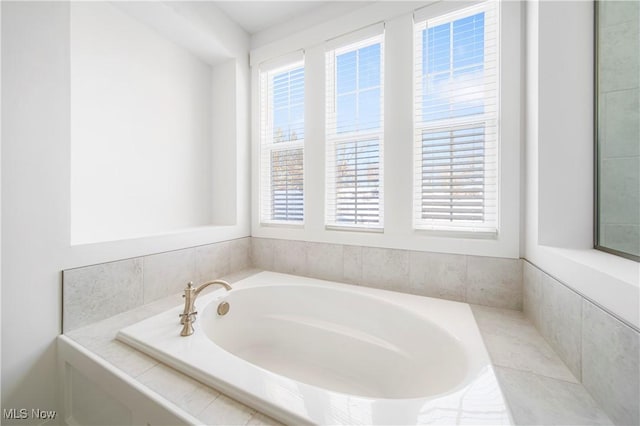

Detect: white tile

[471,305,578,383]
[65,305,161,350]
[602,88,639,158]
[195,242,230,283]
[522,261,543,330]
[251,238,275,270]
[142,293,184,315]
[137,364,219,416]
[599,0,639,27]
[93,340,157,378]
[143,248,195,303]
[198,394,255,425]
[272,239,307,275]
[306,242,344,282]
[343,245,362,284]
[582,300,640,426]
[539,273,583,380]
[361,247,409,292]
[601,224,640,257]
[245,411,284,426]
[63,258,143,332]
[466,256,522,310]
[408,251,466,302]
[600,157,640,226]
[229,237,251,273]
[221,268,262,285]
[496,367,613,426]
[599,20,639,92]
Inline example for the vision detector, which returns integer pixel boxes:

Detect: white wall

[2,3,70,420]
[250,1,523,259]
[536,1,594,249]
[71,2,214,244]
[525,1,639,329]
[1,1,250,422]
[211,59,238,226]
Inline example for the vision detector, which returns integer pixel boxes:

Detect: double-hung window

[326,27,384,229]
[259,56,305,224]
[414,1,499,233]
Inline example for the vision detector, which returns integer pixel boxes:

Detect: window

[259,57,305,224]
[326,29,384,229]
[414,2,499,233]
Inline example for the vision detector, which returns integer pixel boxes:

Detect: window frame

[413,0,501,235]
[250,1,521,259]
[325,31,385,231]
[259,57,306,226]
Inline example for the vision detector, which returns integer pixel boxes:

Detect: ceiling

[214,1,328,34]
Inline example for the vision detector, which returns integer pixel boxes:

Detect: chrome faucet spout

[180,279,232,336]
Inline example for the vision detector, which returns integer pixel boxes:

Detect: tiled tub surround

[63,237,251,332]
[62,238,622,424]
[62,268,613,425]
[64,237,522,333]
[252,237,523,310]
[523,260,640,426]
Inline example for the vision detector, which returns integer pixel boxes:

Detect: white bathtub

[117,272,512,425]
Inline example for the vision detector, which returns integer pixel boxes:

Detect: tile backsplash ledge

[63,237,251,332]
[63,236,523,332]
[252,237,523,310]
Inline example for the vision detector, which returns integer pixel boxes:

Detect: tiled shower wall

[597,0,640,255]
[523,260,640,426]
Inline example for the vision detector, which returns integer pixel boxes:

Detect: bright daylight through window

[326,30,384,229]
[414,1,499,233]
[259,58,305,224]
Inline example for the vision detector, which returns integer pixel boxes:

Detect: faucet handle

[179,311,197,325]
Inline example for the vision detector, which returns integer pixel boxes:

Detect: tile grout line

[491,358,580,386]
[496,365,588,388]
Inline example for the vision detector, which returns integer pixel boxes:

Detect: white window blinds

[414,1,499,233]
[259,54,305,224]
[326,27,384,229]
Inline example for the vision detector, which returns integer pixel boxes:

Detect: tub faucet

[179,279,232,336]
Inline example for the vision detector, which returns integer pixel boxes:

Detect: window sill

[259,222,305,230]
[540,246,638,289]
[325,225,384,234]
[530,245,640,329]
[413,228,498,240]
